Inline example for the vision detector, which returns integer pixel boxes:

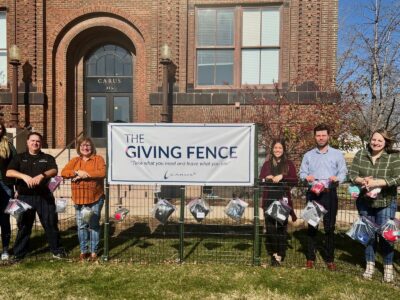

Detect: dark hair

[27,132,43,142]
[367,128,398,154]
[0,122,6,140]
[269,139,289,175]
[76,136,97,156]
[314,124,330,135]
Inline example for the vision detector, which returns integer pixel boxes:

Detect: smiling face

[272,142,284,159]
[27,134,42,154]
[369,132,386,154]
[79,140,93,158]
[314,130,329,148]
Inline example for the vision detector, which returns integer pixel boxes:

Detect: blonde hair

[0,123,10,159]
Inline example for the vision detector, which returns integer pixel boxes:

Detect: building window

[196,8,234,86]
[195,6,280,88]
[0,11,7,87]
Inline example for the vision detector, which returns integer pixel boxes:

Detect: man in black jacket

[6,132,65,260]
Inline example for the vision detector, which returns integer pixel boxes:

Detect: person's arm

[334,151,348,183]
[348,150,364,185]
[61,157,79,179]
[299,153,314,183]
[259,160,272,180]
[367,153,400,188]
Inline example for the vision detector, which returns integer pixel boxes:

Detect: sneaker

[52,250,67,260]
[1,252,9,261]
[306,260,314,269]
[326,262,337,271]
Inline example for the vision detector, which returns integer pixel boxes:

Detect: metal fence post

[102,134,110,261]
[179,186,185,263]
[253,124,261,266]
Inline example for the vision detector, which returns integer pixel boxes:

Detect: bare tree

[338,0,400,143]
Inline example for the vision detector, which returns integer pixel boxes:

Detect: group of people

[0,126,105,262]
[260,124,400,283]
[0,122,398,282]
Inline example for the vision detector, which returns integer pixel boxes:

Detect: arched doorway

[85,44,133,146]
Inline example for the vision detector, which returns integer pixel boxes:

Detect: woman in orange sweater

[61,137,105,261]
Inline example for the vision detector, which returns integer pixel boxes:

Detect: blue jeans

[74,197,104,254]
[357,199,397,265]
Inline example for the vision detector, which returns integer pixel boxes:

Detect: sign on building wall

[107,123,255,186]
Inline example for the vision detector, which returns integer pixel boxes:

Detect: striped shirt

[349,149,400,208]
[61,155,106,205]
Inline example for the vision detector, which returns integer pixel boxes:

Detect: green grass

[0,260,398,299]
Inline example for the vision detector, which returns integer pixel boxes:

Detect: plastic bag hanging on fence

[81,206,94,224]
[301,201,327,228]
[310,179,329,196]
[224,198,248,221]
[187,198,210,222]
[55,198,67,213]
[348,185,360,200]
[48,176,63,193]
[265,200,292,224]
[346,216,379,246]
[114,207,129,222]
[152,199,176,225]
[4,198,32,220]
[381,219,400,243]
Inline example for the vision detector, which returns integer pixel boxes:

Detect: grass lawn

[0,260,399,299]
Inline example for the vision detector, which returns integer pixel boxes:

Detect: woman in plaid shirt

[349,129,400,283]
[61,137,106,262]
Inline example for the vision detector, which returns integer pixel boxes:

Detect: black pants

[265,216,288,260]
[13,194,61,258]
[0,182,12,251]
[264,200,288,260]
[306,189,338,263]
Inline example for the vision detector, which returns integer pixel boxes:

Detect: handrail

[10,124,32,140]
[54,131,84,159]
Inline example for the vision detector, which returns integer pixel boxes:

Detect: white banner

[107,123,255,186]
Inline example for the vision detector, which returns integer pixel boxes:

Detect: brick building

[0,0,338,148]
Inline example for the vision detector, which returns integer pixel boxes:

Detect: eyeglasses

[80,144,92,148]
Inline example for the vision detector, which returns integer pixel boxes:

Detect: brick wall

[0,0,339,147]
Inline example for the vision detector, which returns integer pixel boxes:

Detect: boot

[363,261,375,280]
[383,264,394,283]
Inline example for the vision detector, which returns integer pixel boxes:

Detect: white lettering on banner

[108,123,255,186]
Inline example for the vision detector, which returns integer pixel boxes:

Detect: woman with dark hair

[61,137,105,261]
[349,129,400,282]
[259,139,297,266]
[0,122,17,260]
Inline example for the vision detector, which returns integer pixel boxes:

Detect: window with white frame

[0,11,7,87]
[195,6,280,87]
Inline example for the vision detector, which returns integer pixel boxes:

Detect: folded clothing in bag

[265,200,291,224]
[55,198,67,213]
[348,185,360,200]
[4,199,32,219]
[346,216,379,246]
[301,201,327,228]
[114,207,129,222]
[380,219,400,243]
[310,180,329,196]
[152,199,176,224]
[187,198,210,222]
[48,176,63,192]
[225,198,248,221]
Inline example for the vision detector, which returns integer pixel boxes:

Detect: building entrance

[85,44,133,146]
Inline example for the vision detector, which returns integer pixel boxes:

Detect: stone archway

[50,15,146,147]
